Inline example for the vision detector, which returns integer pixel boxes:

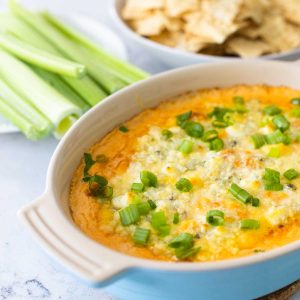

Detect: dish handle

[18,193,129,286]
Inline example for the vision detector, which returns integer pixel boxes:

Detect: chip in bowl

[122,0,300,57]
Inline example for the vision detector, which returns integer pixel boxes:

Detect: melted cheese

[69,85,300,262]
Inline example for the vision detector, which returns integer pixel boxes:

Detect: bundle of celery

[0,0,148,140]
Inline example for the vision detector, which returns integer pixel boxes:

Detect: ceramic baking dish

[19,60,300,300]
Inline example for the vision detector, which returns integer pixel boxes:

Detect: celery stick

[9,1,127,93]
[0,97,47,140]
[59,75,106,106]
[0,48,81,130]
[32,67,90,112]
[54,114,77,139]
[0,33,86,78]
[0,77,52,137]
[0,13,54,52]
[0,13,107,106]
[43,11,149,83]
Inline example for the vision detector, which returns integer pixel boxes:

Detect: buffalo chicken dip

[69,85,300,262]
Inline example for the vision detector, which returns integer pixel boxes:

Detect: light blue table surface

[0,1,299,299]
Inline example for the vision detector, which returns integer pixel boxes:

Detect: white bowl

[111,0,300,68]
[19,60,300,300]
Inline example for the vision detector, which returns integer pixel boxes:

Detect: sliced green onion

[119,204,140,226]
[168,232,200,260]
[132,195,142,204]
[251,197,260,207]
[209,138,224,151]
[136,202,151,215]
[140,171,158,187]
[133,227,150,246]
[83,153,95,178]
[272,114,290,132]
[265,130,291,145]
[268,147,281,158]
[176,111,192,127]
[264,183,283,191]
[168,233,194,249]
[206,210,225,226]
[96,154,108,163]
[233,96,245,105]
[263,105,281,116]
[291,98,300,105]
[131,183,145,192]
[0,33,86,78]
[87,175,109,197]
[178,139,194,154]
[119,125,128,132]
[233,96,248,113]
[202,129,218,142]
[265,129,292,145]
[151,211,170,236]
[297,133,300,143]
[87,174,108,188]
[101,186,113,198]
[241,219,260,230]
[263,168,280,184]
[229,183,252,204]
[175,246,200,260]
[251,134,266,149]
[208,107,233,120]
[148,200,157,210]
[183,121,204,138]
[175,178,193,192]
[212,120,228,128]
[173,212,180,224]
[283,169,300,180]
[290,107,300,118]
[162,129,173,139]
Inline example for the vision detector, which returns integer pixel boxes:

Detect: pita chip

[122,0,164,20]
[165,0,199,17]
[226,37,272,57]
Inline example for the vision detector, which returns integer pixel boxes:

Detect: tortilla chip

[151,31,206,52]
[200,44,226,56]
[236,0,270,24]
[122,0,300,57]
[165,18,184,32]
[122,0,164,20]
[176,33,206,52]
[131,11,167,36]
[165,0,199,18]
[185,0,242,44]
[258,12,300,52]
[150,31,180,48]
[275,0,300,26]
[238,23,261,39]
[226,36,272,57]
